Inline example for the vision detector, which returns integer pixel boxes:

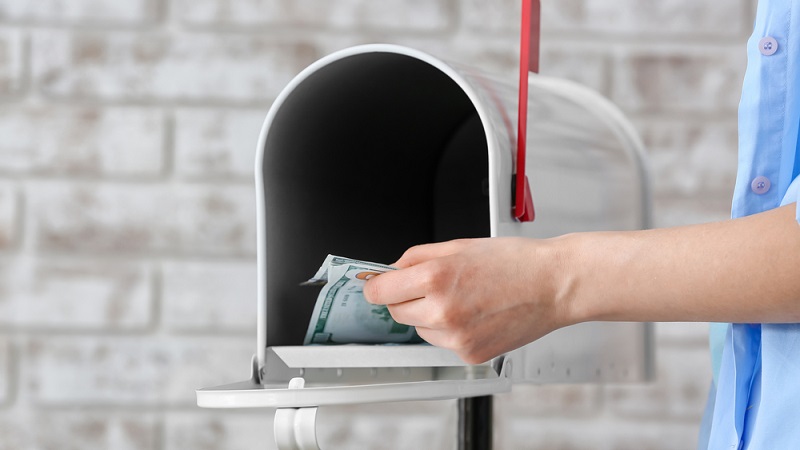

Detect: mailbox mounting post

[274,378,320,450]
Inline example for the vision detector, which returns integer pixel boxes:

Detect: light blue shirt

[699,0,800,448]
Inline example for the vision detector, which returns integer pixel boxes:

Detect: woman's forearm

[562,203,800,325]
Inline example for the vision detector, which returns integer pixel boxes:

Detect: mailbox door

[197,348,512,408]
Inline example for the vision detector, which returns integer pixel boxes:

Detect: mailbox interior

[261,53,492,348]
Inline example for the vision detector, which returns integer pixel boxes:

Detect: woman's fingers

[364,237,556,365]
[363,263,429,305]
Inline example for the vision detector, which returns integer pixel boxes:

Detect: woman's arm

[363,203,800,364]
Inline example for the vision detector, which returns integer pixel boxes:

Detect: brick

[458,0,519,33]
[495,383,601,418]
[24,336,252,406]
[161,260,257,332]
[32,31,320,104]
[0,0,159,25]
[28,182,256,256]
[164,411,273,450]
[642,117,738,227]
[656,322,712,346]
[638,119,738,198]
[605,345,711,421]
[501,416,699,450]
[175,0,454,31]
[612,46,746,113]
[539,45,610,94]
[542,0,748,36]
[174,109,264,179]
[444,36,611,94]
[654,195,733,228]
[0,106,164,176]
[0,184,16,249]
[461,0,747,36]
[0,338,9,405]
[0,257,151,330]
[0,409,157,450]
[0,30,23,96]
[317,403,456,449]
[0,410,34,450]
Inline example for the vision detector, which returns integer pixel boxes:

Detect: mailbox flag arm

[514,0,539,222]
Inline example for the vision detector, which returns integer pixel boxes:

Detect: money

[303,255,424,345]
[301,254,395,287]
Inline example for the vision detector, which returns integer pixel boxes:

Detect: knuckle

[453,339,490,364]
[450,330,474,352]
[421,260,450,294]
[427,304,452,329]
[399,244,427,263]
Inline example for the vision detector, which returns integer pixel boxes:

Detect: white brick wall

[28,182,256,255]
[174,0,456,31]
[0,106,164,176]
[32,31,318,103]
[0,410,159,450]
[0,184,16,249]
[611,46,745,113]
[164,411,273,450]
[161,260,256,331]
[0,30,23,97]
[23,336,252,406]
[0,0,754,448]
[0,338,9,405]
[173,109,263,179]
[0,257,151,329]
[0,0,160,24]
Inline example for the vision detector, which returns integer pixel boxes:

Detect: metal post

[457,396,493,450]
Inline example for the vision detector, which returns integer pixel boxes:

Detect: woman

[364,1,800,447]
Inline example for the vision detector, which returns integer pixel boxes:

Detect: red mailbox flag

[514,0,539,222]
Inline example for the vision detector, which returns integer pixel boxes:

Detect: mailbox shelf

[198,366,512,409]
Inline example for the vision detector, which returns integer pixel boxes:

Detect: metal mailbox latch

[274,378,320,450]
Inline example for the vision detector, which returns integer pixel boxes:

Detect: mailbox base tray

[197,354,512,409]
[197,376,511,409]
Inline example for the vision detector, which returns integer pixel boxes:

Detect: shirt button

[759,37,778,56]
[751,176,771,194]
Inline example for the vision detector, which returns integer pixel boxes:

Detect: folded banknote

[303,255,424,345]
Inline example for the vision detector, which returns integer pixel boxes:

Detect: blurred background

[0,0,750,448]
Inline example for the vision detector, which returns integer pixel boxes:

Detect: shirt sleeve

[780,174,800,223]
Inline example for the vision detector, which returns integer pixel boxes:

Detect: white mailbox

[197,44,654,448]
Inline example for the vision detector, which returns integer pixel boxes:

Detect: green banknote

[303,255,423,345]
[301,254,395,286]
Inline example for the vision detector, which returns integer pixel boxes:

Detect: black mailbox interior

[263,52,491,346]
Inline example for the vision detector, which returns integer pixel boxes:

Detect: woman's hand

[363,237,573,364]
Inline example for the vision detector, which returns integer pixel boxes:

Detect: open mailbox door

[197,45,653,412]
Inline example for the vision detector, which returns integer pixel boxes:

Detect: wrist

[545,232,603,326]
